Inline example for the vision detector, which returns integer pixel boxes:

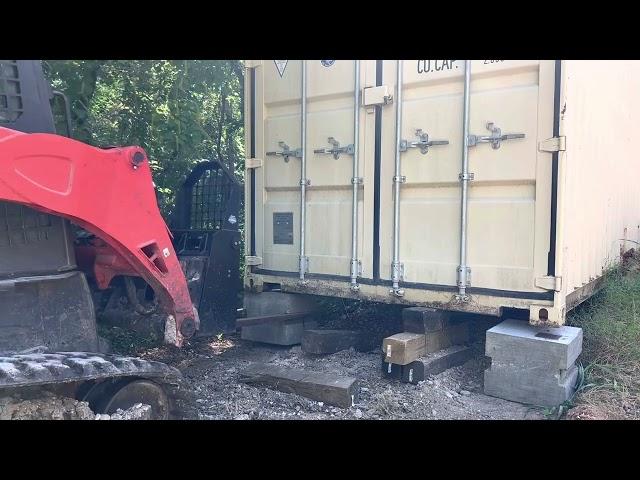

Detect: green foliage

[566,253,640,418]
[570,258,640,367]
[43,60,245,216]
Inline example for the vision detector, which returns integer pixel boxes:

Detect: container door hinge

[362,85,393,107]
[535,275,562,292]
[538,136,566,153]
[456,266,471,287]
[299,256,309,275]
[391,262,405,282]
[245,256,263,266]
[246,158,263,169]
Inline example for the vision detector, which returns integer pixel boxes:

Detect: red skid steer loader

[0,60,216,419]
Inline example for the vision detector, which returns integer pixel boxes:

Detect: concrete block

[483,318,583,406]
[484,364,579,407]
[241,319,317,346]
[244,291,319,317]
[485,319,582,370]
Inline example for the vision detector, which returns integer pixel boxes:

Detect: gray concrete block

[485,319,582,370]
[484,364,579,407]
[244,292,319,317]
[241,319,317,345]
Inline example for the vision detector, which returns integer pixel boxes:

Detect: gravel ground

[0,391,152,420]
[141,334,544,420]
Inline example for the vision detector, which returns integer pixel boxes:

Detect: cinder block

[484,364,579,407]
[485,319,582,370]
[241,319,317,345]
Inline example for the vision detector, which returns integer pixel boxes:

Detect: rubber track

[0,352,181,389]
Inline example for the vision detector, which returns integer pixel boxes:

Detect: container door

[378,60,555,293]
[254,60,377,279]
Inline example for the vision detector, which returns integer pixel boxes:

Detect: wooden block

[401,345,474,384]
[402,307,450,333]
[302,329,371,354]
[447,322,470,344]
[425,329,451,354]
[382,332,426,365]
[239,363,358,408]
[381,355,403,380]
[424,322,471,354]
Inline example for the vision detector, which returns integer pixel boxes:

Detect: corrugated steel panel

[244,60,640,326]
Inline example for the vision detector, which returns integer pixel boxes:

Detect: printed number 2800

[483,60,505,64]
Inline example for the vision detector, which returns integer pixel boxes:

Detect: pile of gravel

[0,393,152,420]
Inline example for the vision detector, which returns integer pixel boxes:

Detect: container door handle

[313,137,355,160]
[399,129,449,155]
[266,141,303,162]
[468,122,525,149]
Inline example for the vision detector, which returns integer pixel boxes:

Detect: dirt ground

[141,334,544,420]
[0,392,152,420]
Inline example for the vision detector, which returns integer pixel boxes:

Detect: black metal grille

[0,60,23,123]
[189,165,233,231]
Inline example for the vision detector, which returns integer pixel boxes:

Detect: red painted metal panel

[0,127,198,346]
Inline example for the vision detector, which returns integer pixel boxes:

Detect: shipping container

[243,60,640,326]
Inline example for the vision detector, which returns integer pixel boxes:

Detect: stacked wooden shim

[381,308,472,384]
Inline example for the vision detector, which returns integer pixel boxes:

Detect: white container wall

[244,60,640,326]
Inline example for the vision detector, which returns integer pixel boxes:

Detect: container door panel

[257,60,376,278]
[380,60,554,292]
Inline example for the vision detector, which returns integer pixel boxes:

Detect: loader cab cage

[190,165,233,231]
[0,61,23,123]
[173,160,241,232]
[0,60,56,134]
[169,158,242,335]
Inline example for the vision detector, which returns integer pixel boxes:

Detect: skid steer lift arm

[0,127,198,347]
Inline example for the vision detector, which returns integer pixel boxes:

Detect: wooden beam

[302,329,373,354]
[401,345,473,384]
[423,322,471,354]
[382,333,426,365]
[381,356,403,380]
[239,363,359,408]
[402,307,451,333]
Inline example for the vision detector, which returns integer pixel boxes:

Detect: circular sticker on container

[228,215,237,224]
[320,60,335,67]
